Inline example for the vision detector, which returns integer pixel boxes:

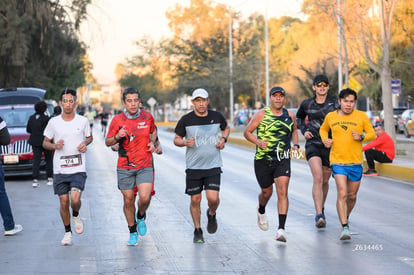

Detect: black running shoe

[206,208,218,234]
[193,228,204,243]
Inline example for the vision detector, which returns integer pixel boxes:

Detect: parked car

[0,87,46,177]
[0,87,46,105]
[401,110,414,138]
[365,110,381,126]
[397,109,414,135]
[379,107,407,130]
[45,99,58,116]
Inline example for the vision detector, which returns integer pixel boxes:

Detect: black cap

[269,86,286,96]
[313,74,329,85]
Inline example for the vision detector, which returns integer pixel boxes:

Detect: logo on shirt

[137,122,148,129]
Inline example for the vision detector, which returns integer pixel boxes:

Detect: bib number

[60,154,82,168]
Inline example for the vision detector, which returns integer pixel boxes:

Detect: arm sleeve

[362,136,382,151]
[296,103,308,135]
[362,116,376,142]
[319,115,330,142]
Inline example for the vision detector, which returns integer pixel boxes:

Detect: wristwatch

[221,136,228,143]
[293,144,300,149]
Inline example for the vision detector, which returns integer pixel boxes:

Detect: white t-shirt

[44,114,91,174]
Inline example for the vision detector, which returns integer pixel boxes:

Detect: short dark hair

[60,88,77,100]
[34,101,47,114]
[339,88,357,100]
[53,106,62,115]
[122,87,140,102]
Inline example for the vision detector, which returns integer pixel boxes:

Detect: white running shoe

[46,178,53,186]
[61,232,72,246]
[32,179,39,188]
[4,224,23,236]
[276,229,287,242]
[256,206,269,231]
[73,216,84,234]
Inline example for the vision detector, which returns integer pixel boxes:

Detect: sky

[80,0,304,84]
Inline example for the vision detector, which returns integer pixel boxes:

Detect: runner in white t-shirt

[43,88,93,246]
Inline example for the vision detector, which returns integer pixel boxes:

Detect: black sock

[258,204,266,214]
[278,214,287,229]
[342,223,348,228]
[129,224,137,233]
[137,211,146,220]
[72,210,79,217]
[65,224,71,233]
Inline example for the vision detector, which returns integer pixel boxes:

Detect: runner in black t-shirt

[174,88,230,244]
[296,74,339,228]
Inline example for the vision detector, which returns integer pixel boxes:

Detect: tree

[0,0,92,99]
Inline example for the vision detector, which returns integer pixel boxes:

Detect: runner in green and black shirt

[244,86,299,242]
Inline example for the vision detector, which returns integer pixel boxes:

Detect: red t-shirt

[108,111,156,169]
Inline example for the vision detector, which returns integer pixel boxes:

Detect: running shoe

[340,225,351,240]
[256,206,269,231]
[275,228,287,242]
[206,208,218,234]
[363,169,378,177]
[32,179,39,188]
[128,232,138,246]
[61,232,72,246]
[4,224,23,236]
[46,178,53,186]
[193,228,204,243]
[72,216,84,234]
[315,213,326,228]
[137,217,147,236]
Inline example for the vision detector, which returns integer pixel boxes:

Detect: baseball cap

[313,74,329,85]
[373,122,382,128]
[192,88,209,100]
[269,86,286,96]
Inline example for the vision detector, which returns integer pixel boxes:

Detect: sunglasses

[316,82,329,88]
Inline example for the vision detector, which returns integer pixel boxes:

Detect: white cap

[191,88,209,100]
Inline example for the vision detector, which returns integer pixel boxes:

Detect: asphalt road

[1,125,414,274]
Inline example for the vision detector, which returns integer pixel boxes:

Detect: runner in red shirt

[105,87,157,246]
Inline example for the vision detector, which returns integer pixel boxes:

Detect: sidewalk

[228,125,414,183]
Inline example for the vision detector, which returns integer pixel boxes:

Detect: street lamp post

[229,5,234,126]
[265,0,269,106]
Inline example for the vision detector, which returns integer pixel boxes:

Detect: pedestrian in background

[296,74,339,228]
[320,88,375,240]
[99,109,109,137]
[43,89,93,246]
[84,106,95,132]
[0,116,23,236]
[362,123,395,176]
[244,86,299,242]
[105,87,158,246]
[174,88,230,244]
[52,106,61,117]
[26,101,53,187]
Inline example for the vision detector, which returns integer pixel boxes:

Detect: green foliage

[0,0,90,100]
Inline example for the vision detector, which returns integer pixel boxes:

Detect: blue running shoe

[340,226,351,240]
[137,217,147,236]
[128,232,138,246]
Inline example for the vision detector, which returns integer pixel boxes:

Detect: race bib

[60,154,82,168]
